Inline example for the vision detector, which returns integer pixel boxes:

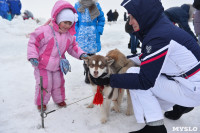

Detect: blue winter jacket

[7,0,21,15]
[110,0,200,90]
[164,4,197,40]
[74,2,105,54]
[0,0,9,19]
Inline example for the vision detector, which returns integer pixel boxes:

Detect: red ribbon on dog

[93,85,104,106]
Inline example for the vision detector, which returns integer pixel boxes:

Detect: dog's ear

[106,57,114,66]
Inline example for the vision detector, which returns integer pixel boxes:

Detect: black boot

[129,125,167,133]
[83,62,90,84]
[164,105,194,120]
[137,41,141,48]
[128,38,131,49]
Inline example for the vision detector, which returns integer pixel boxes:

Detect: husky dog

[83,49,137,123]
[106,49,137,115]
[83,55,115,123]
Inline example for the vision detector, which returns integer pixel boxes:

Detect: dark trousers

[83,54,95,83]
[129,33,139,54]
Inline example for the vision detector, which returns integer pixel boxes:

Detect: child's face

[59,21,73,32]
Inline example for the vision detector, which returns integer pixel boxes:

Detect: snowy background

[21,0,194,20]
[0,0,200,133]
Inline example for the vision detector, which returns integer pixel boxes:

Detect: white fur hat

[56,9,78,25]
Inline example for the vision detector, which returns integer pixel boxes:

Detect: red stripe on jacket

[141,51,168,66]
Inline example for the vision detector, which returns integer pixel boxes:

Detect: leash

[116,62,129,74]
[39,76,93,128]
[42,95,93,118]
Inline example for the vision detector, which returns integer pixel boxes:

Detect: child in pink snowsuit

[27,0,86,111]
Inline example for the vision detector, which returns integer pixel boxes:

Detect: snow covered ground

[0,1,200,132]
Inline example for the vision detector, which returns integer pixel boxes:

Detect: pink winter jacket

[27,0,84,71]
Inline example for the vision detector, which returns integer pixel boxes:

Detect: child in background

[74,0,105,84]
[22,10,34,20]
[27,0,87,111]
[0,0,9,20]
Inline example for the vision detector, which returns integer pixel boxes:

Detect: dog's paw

[87,103,94,108]
[101,117,107,124]
[126,109,134,116]
[111,106,120,113]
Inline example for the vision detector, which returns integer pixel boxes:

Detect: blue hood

[181,4,190,13]
[121,0,164,40]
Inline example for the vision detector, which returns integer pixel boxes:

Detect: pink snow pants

[34,68,65,105]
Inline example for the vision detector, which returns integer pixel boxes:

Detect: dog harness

[89,73,110,86]
[89,73,110,106]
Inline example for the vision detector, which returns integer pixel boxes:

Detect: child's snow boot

[57,101,67,107]
[129,125,167,133]
[37,105,47,111]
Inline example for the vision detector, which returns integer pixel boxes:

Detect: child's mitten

[29,58,39,66]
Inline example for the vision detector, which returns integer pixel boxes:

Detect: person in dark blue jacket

[164,4,197,41]
[95,0,200,132]
[0,0,9,19]
[113,9,119,21]
[106,9,113,22]
[124,12,127,21]
[7,0,21,19]
[125,16,139,54]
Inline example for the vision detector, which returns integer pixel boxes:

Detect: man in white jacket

[108,0,200,132]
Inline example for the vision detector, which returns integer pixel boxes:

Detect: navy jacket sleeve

[110,73,150,89]
[110,39,168,90]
